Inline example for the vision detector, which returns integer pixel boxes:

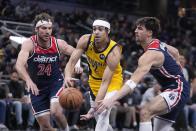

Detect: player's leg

[36,114,56,131]
[140,85,187,131]
[50,80,69,130]
[95,91,117,131]
[30,88,55,130]
[153,117,174,131]
[50,98,69,130]
[139,95,168,131]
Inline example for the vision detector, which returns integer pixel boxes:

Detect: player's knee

[51,110,62,119]
[140,108,152,121]
[40,123,52,131]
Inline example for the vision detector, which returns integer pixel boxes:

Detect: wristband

[125,80,137,90]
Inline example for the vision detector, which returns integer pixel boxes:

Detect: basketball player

[64,19,123,131]
[97,17,190,131]
[15,13,82,131]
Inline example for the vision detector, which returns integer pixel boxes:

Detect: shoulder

[21,38,34,51]
[138,50,164,66]
[56,39,68,45]
[78,34,91,43]
[77,34,91,49]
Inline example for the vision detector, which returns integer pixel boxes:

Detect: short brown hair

[135,17,161,38]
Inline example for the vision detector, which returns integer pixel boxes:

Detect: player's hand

[80,107,96,120]
[26,79,39,96]
[63,77,79,87]
[74,66,83,74]
[96,98,114,114]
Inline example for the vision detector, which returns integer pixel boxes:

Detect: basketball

[59,87,83,110]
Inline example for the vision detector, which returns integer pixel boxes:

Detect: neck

[94,37,109,51]
[141,37,154,49]
[37,36,50,48]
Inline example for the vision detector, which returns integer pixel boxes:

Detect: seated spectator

[8,71,35,129]
[0,83,9,130]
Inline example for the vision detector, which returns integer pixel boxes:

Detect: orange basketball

[59,87,83,110]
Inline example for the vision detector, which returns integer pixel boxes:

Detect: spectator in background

[8,71,25,129]
[185,77,196,130]
[0,83,9,130]
[15,0,30,21]
[8,71,35,129]
[179,55,189,81]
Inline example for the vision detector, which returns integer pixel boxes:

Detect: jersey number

[37,64,52,76]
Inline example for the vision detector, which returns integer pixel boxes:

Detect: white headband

[93,19,110,29]
[35,20,52,28]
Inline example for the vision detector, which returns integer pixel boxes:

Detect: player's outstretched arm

[15,39,39,95]
[63,34,89,87]
[96,50,164,113]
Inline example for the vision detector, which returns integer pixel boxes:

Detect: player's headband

[35,20,52,28]
[93,19,110,30]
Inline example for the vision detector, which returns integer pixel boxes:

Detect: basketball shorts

[156,79,190,122]
[30,79,64,117]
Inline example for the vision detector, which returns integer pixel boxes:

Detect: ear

[35,27,38,32]
[148,30,152,37]
[108,29,110,34]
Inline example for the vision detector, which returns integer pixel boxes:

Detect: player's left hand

[96,98,114,114]
[74,66,83,74]
[80,107,96,120]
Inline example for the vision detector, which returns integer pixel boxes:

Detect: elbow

[15,63,19,71]
[15,63,21,73]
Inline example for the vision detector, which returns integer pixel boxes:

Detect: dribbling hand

[63,77,79,88]
[26,79,39,96]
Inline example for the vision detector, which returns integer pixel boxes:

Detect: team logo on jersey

[33,55,58,63]
[99,54,105,60]
[169,93,176,100]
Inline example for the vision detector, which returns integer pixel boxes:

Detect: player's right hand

[63,77,79,88]
[26,79,39,96]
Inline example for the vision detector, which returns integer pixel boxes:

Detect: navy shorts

[30,79,64,117]
[157,78,190,122]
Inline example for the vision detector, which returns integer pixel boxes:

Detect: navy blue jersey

[27,35,63,87]
[148,39,189,91]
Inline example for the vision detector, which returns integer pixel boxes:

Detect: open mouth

[95,36,101,40]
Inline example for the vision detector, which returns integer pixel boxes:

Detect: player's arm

[58,39,83,74]
[95,45,121,103]
[15,39,39,95]
[114,50,164,100]
[165,44,180,65]
[63,34,90,87]
[57,39,74,55]
[15,39,33,81]
[97,50,164,113]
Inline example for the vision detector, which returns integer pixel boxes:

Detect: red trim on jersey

[56,87,64,97]
[146,39,160,51]
[31,35,58,54]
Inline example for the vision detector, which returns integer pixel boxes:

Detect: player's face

[134,25,150,45]
[93,26,108,43]
[36,25,52,42]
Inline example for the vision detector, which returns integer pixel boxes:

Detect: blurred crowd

[0,0,196,131]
